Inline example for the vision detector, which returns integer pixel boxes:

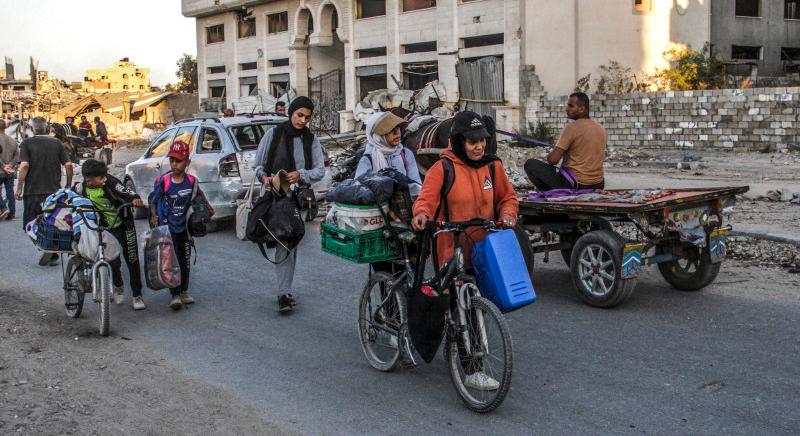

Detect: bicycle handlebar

[54,202,133,231]
[426,218,502,233]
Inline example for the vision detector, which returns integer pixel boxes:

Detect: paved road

[1,217,798,435]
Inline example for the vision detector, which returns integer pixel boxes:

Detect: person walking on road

[15,117,74,265]
[524,92,607,191]
[252,96,325,313]
[0,119,20,220]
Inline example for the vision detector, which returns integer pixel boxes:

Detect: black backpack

[246,190,305,263]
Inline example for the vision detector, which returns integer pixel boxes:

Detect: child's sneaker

[113,286,125,305]
[132,296,146,310]
[169,295,183,311]
[178,291,194,305]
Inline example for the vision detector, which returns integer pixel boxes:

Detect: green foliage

[175,54,197,93]
[651,43,724,91]
[595,61,642,94]
[164,83,176,92]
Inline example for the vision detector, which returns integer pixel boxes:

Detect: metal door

[455,57,504,119]
[309,69,345,133]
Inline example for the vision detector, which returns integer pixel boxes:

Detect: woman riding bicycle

[411,111,519,266]
[411,111,518,392]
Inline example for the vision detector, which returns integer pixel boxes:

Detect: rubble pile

[728,236,800,271]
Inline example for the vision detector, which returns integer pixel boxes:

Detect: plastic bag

[76,223,121,261]
[143,225,181,290]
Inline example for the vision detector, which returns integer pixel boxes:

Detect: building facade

[711,0,800,76]
[83,58,151,93]
[183,0,714,132]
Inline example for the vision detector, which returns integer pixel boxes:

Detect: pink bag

[144,226,181,290]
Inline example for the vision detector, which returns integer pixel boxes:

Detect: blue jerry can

[472,229,536,313]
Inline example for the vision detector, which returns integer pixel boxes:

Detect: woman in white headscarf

[355,111,422,196]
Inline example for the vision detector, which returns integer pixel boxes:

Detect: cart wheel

[657,244,720,291]
[561,220,611,267]
[570,230,637,308]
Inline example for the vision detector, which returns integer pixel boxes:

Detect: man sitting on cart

[524,92,607,191]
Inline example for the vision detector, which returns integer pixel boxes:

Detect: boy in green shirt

[74,159,146,310]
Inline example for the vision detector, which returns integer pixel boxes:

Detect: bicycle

[59,203,130,337]
[357,218,514,413]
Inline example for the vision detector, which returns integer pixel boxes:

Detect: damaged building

[182,0,797,133]
[54,91,199,138]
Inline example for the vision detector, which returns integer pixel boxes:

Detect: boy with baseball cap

[149,140,213,310]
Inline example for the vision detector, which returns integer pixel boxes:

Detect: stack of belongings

[27,188,120,260]
[324,168,415,232]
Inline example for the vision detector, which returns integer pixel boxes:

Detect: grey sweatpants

[274,244,297,294]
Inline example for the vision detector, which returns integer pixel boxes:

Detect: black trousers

[108,225,143,297]
[22,193,49,230]
[170,231,192,296]
[524,159,605,191]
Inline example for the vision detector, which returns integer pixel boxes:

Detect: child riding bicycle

[73,159,146,310]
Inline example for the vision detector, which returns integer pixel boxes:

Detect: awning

[239,76,258,85]
[355,64,387,77]
[269,73,290,82]
[208,79,227,87]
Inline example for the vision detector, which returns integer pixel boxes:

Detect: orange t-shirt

[555,118,607,185]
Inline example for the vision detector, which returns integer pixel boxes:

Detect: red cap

[167,140,190,161]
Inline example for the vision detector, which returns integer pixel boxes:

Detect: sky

[0,0,196,86]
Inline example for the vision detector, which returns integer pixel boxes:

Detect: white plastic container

[335,203,389,233]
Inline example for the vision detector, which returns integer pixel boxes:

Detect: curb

[731,230,800,247]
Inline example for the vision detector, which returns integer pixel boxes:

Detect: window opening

[267,12,288,33]
[206,24,225,44]
[731,45,762,60]
[402,41,437,54]
[462,33,504,49]
[356,0,386,18]
[403,0,436,12]
[735,0,760,17]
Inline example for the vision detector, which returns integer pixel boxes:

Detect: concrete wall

[523,0,711,96]
[711,0,800,76]
[528,87,799,152]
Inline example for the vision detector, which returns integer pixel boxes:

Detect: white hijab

[365,112,400,173]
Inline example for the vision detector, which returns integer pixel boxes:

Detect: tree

[650,43,724,91]
[595,61,641,94]
[175,53,197,93]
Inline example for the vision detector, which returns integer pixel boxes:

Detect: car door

[131,128,176,204]
[231,122,278,186]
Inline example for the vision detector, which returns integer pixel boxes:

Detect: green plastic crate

[320,223,400,264]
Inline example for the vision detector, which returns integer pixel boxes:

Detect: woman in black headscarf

[253,96,325,313]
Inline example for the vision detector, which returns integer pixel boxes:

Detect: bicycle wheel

[95,264,111,336]
[63,256,86,318]
[357,272,407,372]
[445,295,513,413]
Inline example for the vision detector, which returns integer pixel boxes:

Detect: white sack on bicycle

[76,224,121,261]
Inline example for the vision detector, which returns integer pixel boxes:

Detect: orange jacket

[413,150,519,268]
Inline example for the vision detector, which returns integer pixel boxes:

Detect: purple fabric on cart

[525,189,595,201]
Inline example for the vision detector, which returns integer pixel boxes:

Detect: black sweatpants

[524,159,605,191]
[22,193,49,230]
[170,231,192,296]
[108,225,143,297]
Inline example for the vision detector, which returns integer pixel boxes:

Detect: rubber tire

[358,272,406,372]
[561,220,612,267]
[570,229,637,308]
[445,295,513,413]
[657,245,721,291]
[97,265,111,336]
[125,179,148,220]
[512,222,534,276]
[63,256,86,318]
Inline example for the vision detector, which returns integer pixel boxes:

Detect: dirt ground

[0,288,290,436]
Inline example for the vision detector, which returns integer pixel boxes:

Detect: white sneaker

[178,291,194,305]
[113,286,124,305]
[132,296,146,311]
[464,372,500,391]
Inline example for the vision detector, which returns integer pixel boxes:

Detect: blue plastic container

[472,229,536,313]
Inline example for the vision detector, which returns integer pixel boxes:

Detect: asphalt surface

[1,216,799,435]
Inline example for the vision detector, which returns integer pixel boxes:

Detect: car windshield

[228,122,281,150]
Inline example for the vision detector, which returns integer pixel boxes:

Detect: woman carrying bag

[252,96,325,313]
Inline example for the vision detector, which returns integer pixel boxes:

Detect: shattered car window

[229,123,279,150]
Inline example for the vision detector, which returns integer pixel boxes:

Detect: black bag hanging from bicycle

[246,189,305,255]
[405,230,450,363]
